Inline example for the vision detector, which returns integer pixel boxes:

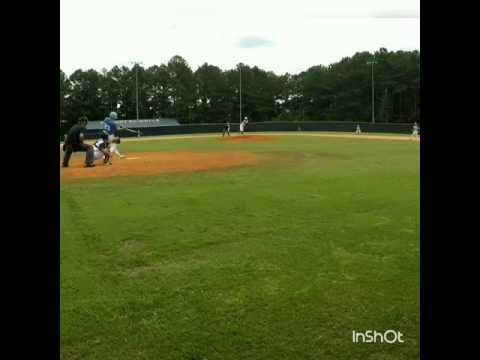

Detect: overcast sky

[60,0,419,75]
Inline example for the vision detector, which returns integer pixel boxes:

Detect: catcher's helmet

[109,111,118,120]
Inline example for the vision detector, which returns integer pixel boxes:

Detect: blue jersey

[103,117,118,136]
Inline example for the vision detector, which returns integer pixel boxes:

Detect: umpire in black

[62,116,95,167]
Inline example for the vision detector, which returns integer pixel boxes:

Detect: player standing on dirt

[240,116,248,135]
[62,116,95,168]
[222,121,231,137]
[103,111,125,159]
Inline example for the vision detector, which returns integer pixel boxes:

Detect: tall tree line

[60,48,419,132]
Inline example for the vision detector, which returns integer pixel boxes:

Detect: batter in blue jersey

[103,112,125,158]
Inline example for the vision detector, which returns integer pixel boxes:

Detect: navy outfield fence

[60,121,415,141]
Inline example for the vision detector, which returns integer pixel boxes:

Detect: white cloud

[60,0,419,75]
[370,9,419,18]
[235,36,276,48]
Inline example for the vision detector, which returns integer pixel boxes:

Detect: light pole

[367,60,377,123]
[130,61,143,120]
[239,64,242,123]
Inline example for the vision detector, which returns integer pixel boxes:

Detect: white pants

[240,124,245,133]
[108,135,122,157]
[93,147,106,161]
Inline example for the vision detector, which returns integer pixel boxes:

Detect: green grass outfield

[60,134,420,360]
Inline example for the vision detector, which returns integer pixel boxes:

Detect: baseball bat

[120,126,140,135]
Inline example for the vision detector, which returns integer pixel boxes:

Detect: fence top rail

[136,121,417,127]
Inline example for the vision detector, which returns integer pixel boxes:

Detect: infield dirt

[60,151,261,181]
[219,134,276,143]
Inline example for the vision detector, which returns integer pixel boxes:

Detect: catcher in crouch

[92,134,120,165]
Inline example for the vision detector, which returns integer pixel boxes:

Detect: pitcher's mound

[220,135,275,143]
[61,151,260,181]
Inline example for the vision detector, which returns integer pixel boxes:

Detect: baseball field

[60,133,420,360]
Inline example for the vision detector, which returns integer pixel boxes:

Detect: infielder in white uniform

[355,124,362,134]
[240,116,248,135]
[412,122,419,137]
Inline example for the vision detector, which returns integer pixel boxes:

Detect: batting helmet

[109,111,118,120]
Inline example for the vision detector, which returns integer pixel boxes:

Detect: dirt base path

[219,134,276,143]
[60,151,260,181]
